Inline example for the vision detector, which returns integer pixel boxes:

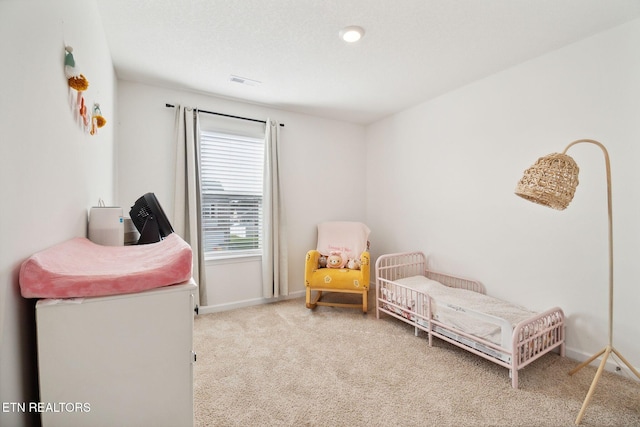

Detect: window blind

[200,130,264,257]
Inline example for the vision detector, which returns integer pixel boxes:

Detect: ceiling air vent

[229,75,261,86]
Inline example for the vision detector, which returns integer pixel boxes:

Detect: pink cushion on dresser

[19,233,193,299]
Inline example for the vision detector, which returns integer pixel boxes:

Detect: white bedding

[393,275,536,345]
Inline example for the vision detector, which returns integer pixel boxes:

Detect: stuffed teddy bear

[346,258,361,270]
[326,251,346,269]
[318,255,327,268]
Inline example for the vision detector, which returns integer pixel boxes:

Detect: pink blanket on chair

[19,233,193,299]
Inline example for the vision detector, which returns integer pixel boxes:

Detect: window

[200,130,264,258]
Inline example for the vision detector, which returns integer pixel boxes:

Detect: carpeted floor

[193,293,639,426]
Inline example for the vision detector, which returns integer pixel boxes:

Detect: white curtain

[262,118,288,298]
[174,106,207,306]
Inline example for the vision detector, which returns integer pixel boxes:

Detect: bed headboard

[375,251,426,282]
[375,251,485,294]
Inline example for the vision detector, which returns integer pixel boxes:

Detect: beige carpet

[193,293,639,427]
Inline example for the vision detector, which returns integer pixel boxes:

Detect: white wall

[115,81,367,309]
[0,1,117,426]
[366,18,640,374]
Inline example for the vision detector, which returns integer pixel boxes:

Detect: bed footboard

[511,306,565,387]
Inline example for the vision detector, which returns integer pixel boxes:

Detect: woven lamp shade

[515,152,580,210]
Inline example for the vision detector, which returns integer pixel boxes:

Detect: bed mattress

[393,275,536,345]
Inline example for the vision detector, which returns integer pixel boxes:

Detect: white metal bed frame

[375,251,565,388]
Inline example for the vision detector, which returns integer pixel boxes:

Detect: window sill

[205,253,262,265]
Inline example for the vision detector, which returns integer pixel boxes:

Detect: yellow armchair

[304,222,371,313]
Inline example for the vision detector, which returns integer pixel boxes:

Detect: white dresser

[36,280,197,427]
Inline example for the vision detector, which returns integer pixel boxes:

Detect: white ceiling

[96,0,640,125]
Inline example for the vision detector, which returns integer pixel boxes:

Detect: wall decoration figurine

[64,45,105,135]
[79,96,89,127]
[90,103,107,135]
[64,46,89,91]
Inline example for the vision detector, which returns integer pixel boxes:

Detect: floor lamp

[514,139,640,425]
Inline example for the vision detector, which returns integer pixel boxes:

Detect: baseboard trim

[199,282,376,315]
[198,290,306,314]
[564,346,639,383]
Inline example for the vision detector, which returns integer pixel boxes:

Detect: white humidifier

[88,206,124,246]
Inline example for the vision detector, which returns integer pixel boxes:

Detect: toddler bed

[375,251,565,388]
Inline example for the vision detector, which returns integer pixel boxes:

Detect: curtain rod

[165,103,284,127]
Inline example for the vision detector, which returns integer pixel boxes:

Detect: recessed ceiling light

[340,26,364,43]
